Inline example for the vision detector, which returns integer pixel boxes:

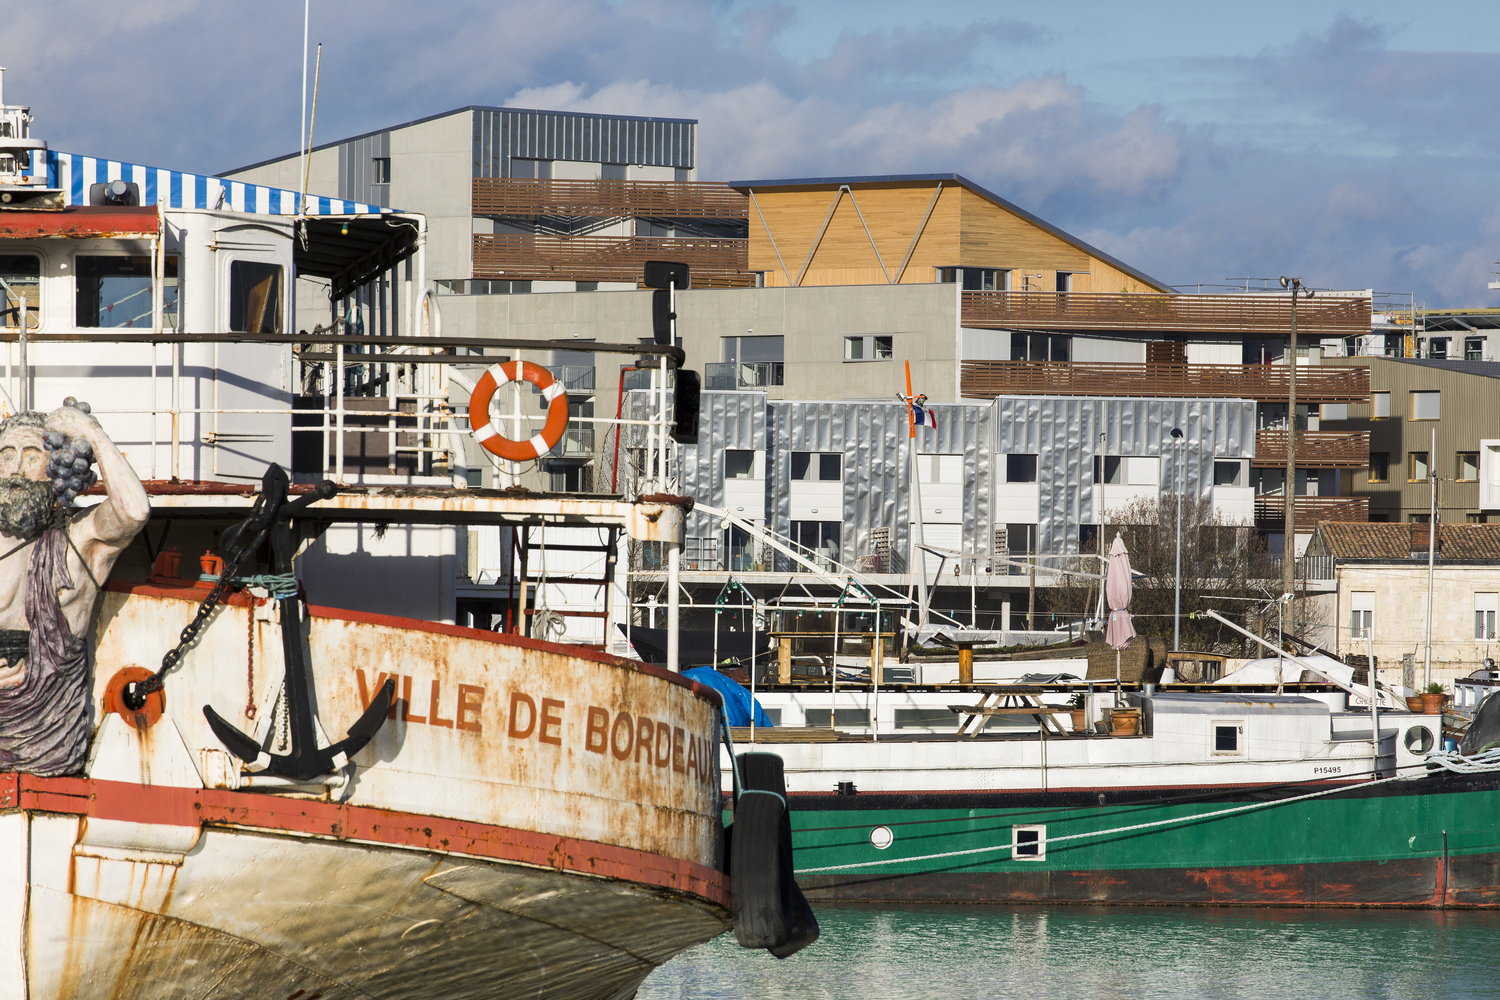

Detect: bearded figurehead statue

[0,401,149,775]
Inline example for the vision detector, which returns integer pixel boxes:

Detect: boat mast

[903,361,928,630]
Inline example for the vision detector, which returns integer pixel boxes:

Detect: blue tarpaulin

[683,668,774,728]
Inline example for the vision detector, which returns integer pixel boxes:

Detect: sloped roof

[725,172,1170,293]
[1311,521,1500,560]
[1385,358,1500,380]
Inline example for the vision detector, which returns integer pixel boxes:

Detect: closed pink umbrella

[1104,533,1136,694]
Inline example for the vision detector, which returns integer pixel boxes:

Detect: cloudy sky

[3,0,1498,304]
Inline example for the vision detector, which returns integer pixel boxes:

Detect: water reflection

[641,904,1500,1000]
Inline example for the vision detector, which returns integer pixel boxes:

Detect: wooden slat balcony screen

[1254,495,1369,526]
[1251,430,1370,469]
[961,291,1372,336]
[472,234,754,287]
[959,361,1370,404]
[472,179,748,219]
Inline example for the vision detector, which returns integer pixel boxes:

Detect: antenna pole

[299,1,310,202]
[301,43,322,213]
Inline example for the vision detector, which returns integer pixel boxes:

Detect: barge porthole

[1404,726,1434,754]
[870,826,894,849]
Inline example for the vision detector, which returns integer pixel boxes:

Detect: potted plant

[1421,682,1445,715]
[1111,706,1141,736]
[1067,692,1087,733]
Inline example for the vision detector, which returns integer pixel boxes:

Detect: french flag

[913,405,936,430]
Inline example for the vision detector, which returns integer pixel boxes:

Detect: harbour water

[641,904,1500,999]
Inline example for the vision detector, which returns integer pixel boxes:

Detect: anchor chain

[123,490,274,710]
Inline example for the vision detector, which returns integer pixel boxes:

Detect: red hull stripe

[104,580,724,711]
[0,773,729,908]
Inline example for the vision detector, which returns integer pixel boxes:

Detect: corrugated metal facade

[471,109,695,178]
[640,392,1256,572]
[995,398,1257,557]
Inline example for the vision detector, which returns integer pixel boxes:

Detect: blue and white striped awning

[30,150,391,216]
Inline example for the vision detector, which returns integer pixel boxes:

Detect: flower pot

[1111,710,1140,736]
[1070,709,1088,732]
[1421,693,1444,715]
[1405,696,1425,713]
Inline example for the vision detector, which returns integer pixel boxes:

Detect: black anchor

[203,464,395,781]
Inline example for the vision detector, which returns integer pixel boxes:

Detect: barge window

[1012,825,1046,860]
[229,260,283,334]
[1211,721,1243,755]
[0,254,39,330]
[75,255,179,329]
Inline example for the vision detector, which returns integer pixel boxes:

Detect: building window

[1477,594,1498,640]
[1351,592,1374,639]
[1006,454,1038,483]
[1466,337,1486,362]
[1370,392,1390,419]
[1368,453,1389,483]
[1458,452,1480,482]
[791,521,841,568]
[1012,825,1046,860]
[843,335,893,360]
[791,452,841,481]
[372,157,391,184]
[1056,272,1074,292]
[547,462,585,492]
[1427,337,1449,360]
[1411,391,1440,420]
[0,254,40,329]
[1213,460,1244,487]
[1011,331,1071,362]
[803,708,869,728]
[938,267,1006,291]
[724,450,755,479]
[77,255,182,330]
[1211,720,1244,756]
[1094,455,1122,484]
[1408,452,1430,482]
[1320,403,1348,422]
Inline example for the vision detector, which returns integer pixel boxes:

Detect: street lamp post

[1171,427,1184,650]
[1279,276,1315,611]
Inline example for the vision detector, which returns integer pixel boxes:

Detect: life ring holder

[468,361,569,462]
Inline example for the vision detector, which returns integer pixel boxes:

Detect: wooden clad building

[729,173,1170,294]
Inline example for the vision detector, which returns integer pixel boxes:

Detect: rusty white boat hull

[2,584,730,1000]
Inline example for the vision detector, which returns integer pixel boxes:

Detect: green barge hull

[785,772,1500,907]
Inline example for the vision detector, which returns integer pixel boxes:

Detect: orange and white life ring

[468,360,569,461]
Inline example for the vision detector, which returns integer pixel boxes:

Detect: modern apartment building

[1323,357,1500,523]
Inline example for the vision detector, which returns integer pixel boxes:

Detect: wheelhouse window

[0,254,39,330]
[75,255,179,329]
[228,260,283,334]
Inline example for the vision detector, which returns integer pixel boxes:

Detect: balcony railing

[473,178,748,219]
[472,234,753,286]
[1252,430,1369,469]
[1254,495,1369,526]
[960,291,1372,336]
[545,365,596,394]
[959,361,1370,404]
[705,361,784,390]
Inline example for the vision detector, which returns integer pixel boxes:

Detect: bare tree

[1045,494,1282,654]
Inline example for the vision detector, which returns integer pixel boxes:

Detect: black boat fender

[729,751,820,957]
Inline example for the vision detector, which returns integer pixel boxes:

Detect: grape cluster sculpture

[42,398,97,506]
